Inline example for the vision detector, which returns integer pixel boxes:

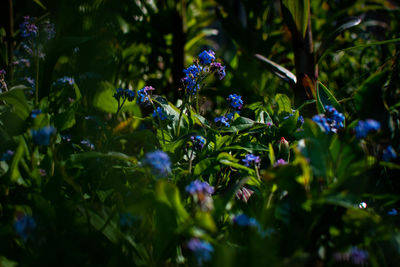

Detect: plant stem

[35,56,39,105]
[176,94,187,137]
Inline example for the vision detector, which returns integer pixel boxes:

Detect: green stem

[176,94,188,137]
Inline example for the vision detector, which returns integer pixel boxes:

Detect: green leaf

[316,81,341,113]
[222,117,255,133]
[254,54,297,88]
[337,37,400,52]
[282,0,310,38]
[52,107,76,131]
[32,0,47,9]
[275,94,292,114]
[0,86,31,120]
[155,180,189,223]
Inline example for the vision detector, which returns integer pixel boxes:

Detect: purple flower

[20,16,38,38]
[137,86,155,104]
[187,238,213,266]
[198,50,215,65]
[382,146,397,162]
[242,154,261,167]
[334,247,369,266]
[355,119,381,139]
[14,214,36,242]
[152,107,167,120]
[191,135,206,150]
[214,116,230,127]
[227,94,243,110]
[274,158,287,167]
[210,62,226,80]
[0,69,6,75]
[143,150,171,177]
[24,77,35,89]
[1,150,14,162]
[31,126,56,146]
[185,180,214,195]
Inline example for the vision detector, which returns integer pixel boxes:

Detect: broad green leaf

[282,0,310,38]
[156,180,189,223]
[275,94,292,114]
[221,117,255,133]
[316,82,341,113]
[0,86,31,120]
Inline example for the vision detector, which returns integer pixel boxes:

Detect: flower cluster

[312,105,345,133]
[333,247,369,266]
[20,16,38,38]
[186,180,214,211]
[31,126,56,146]
[143,150,171,178]
[382,146,397,162]
[113,87,135,102]
[1,150,14,162]
[274,158,288,167]
[190,135,206,150]
[14,214,36,242]
[182,50,226,94]
[214,116,230,127]
[137,86,155,104]
[354,119,381,139]
[227,94,243,110]
[187,238,213,266]
[56,76,75,86]
[242,153,261,167]
[152,107,167,120]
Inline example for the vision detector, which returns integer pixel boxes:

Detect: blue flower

[187,238,213,266]
[312,106,345,133]
[233,214,260,228]
[382,146,396,162]
[182,65,201,93]
[14,214,36,242]
[56,76,75,85]
[20,16,38,38]
[1,150,14,162]
[152,107,167,120]
[143,150,171,177]
[242,154,261,167]
[185,180,214,195]
[298,115,304,125]
[190,135,206,150]
[31,126,56,146]
[227,94,243,110]
[137,86,155,104]
[387,208,398,216]
[214,116,230,127]
[355,119,381,139]
[30,109,42,118]
[81,140,95,150]
[198,50,215,65]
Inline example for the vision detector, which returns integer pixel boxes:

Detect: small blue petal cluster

[298,115,304,125]
[56,76,75,85]
[113,88,135,102]
[382,146,397,162]
[14,215,36,242]
[334,247,369,266]
[191,135,206,150]
[233,214,260,228]
[227,94,243,110]
[214,116,230,127]
[42,20,56,40]
[31,126,56,146]
[31,109,42,119]
[1,150,14,162]
[152,107,167,120]
[144,150,171,177]
[137,86,155,104]
[387,208,398,216]
[198,50,215,65]
[182,65,201,93]
[312,105,345,133]
[81,140,95,150]
[185,180,214,195]
[274,158,287,167]
[119,212,137,229]
[354,119,381,139]
[187,238,213,266]
[242,154,261,167]
[20,16,38,38]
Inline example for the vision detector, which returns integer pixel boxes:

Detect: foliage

[0,0,400,266]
